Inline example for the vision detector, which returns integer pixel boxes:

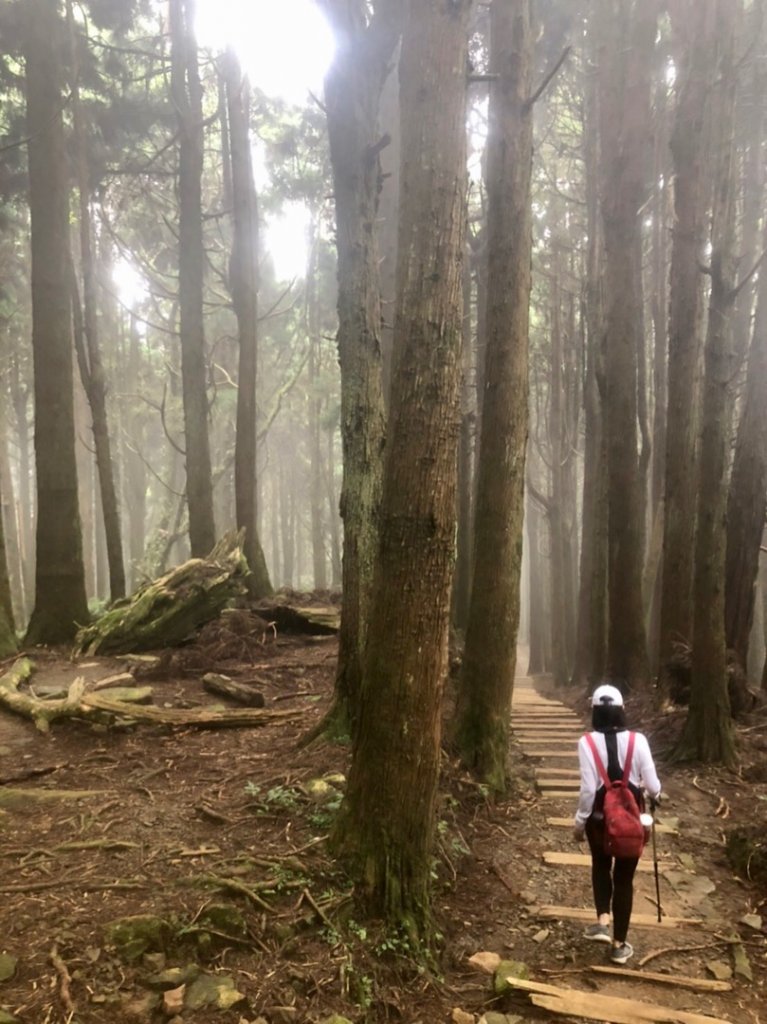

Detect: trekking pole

[650,797,662,923]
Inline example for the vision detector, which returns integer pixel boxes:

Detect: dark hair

[591,704,627,734]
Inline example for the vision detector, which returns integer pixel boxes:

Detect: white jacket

[574,730,661,829]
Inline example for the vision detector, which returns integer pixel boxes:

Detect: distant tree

[453,0,534,792]
[222,47,273,598]
[66,0,126,603]
[677,0,739,766]
[596,0,657,690]
[23,0,90,644]
[169,0,215,556]
[334,0,471,937]
[658,0,716,682]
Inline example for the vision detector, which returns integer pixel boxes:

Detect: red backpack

[584,732,645,859]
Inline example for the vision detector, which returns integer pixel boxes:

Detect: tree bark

[169,0,216,557]
[658,0,715,680]
[677,0,738,766]
[23,0,90,645]
[334,0,471,938]
[596,0,656,690]
[724,222,767,671]
[318,0,398,733]
[453,0,533,791]
[223,47,273,599]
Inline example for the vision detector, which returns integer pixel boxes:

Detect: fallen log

[73,531,249,656]
[202,673,265,707]
[0,660,301,732]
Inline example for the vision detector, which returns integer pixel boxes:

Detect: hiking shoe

[582,924,611,943]
[609,942,634,964]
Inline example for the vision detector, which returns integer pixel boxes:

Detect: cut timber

[253,602,339,635]
[74,531,249,655]
[543,852,671,872]
[536,905,702,930]
[535,769,580,777]
[518,738,578,746]
[537,778,580,789]
[513,724,584,732]
[590,965,732,992]
[546,816,678,835]
[541,790,582,799]
[504,976,731,1024]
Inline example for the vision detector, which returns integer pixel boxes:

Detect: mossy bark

[333,0,471,940]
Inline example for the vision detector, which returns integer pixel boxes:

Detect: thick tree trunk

[169,0,216,557]
[526,496,550,677]
[334,0,470,937]
[658,0,715,680]
[453,250,475,632]
[223,47,273,599]
[453,0,532,791]
[23,0,90,645]
[724,223,767,670]
[307,263,328,591]
[597,0,657,690]
[319,0,397,733]
[677,0,738,766]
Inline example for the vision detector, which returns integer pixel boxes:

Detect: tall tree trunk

[724,222,767,670]
[677,0,738,766]
[658,0,715,680]
[307,252,327,592]
[10,358,34,618]
[223,47,273,598]
[526,495,550,676]
[318,0,398,732]
[66,0,126,603]
[455,0,533,792]
[124,314,148,591]
[572,39,607,689]
[169,0,215,557]
[597,0,656,690]
[23,0,90,645]
[453,248,475,631]
[334,0,471,936]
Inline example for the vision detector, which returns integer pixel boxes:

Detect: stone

[0,1010,18,1023]
[452,1009,474,1024]
[107,915,171,962]
[162,985,185,1016]
[705,960,733,981]
[121,991,160,1019]
[0,955,17,982]
[185,974,246,1011]
[144,964,200,991]
[264,1007,298,1024]
[732,942,753,982]
[493,959,529,996]
[305,779,334,801]
[468,951,501,974]
[197,902,247,938]
[740,913,762,931]
[532,929,549,943]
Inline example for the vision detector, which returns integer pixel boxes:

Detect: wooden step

[590,965,731,993]
[541,789,581,799]
[536,905,703,930]
[503,976,730,1024]
[520,749,578,757]
[535,768,580,777]
[546,816,678,835]
[518,737,578,746]
[537,778,580,790]
[543,851,672,872]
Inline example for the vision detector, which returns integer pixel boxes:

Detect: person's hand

[573,825,585,843]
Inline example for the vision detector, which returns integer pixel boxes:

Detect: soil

[0,607,765,1024]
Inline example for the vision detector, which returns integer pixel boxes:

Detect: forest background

[0,0,767,950]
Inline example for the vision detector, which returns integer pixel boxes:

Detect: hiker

[572,683,661,965]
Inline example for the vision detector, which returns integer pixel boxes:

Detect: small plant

[244,781,300,810]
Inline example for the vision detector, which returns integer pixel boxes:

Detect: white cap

[591,684,624,707]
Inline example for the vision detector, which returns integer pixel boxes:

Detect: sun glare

[264,202,312,283]
[195,0,335,107]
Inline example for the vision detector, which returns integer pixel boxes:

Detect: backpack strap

[584,733,611,788]
[622,731,636,785]
[585,731,636,787]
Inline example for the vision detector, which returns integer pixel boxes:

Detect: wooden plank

[504,977,731,1024]
[514,724,584,731]
[534,768,580,777]
[518,737,578,745]
[536,906,703,930]
[590,965,732,993]
[537,779,580,789]
[541,790,583,799]
[543,851,671,872]
[546,816,678,835]
[520,749,578,757]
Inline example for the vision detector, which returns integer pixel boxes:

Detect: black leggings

[586,822,639,943]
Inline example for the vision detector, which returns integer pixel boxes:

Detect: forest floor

[0,598,765,1024]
